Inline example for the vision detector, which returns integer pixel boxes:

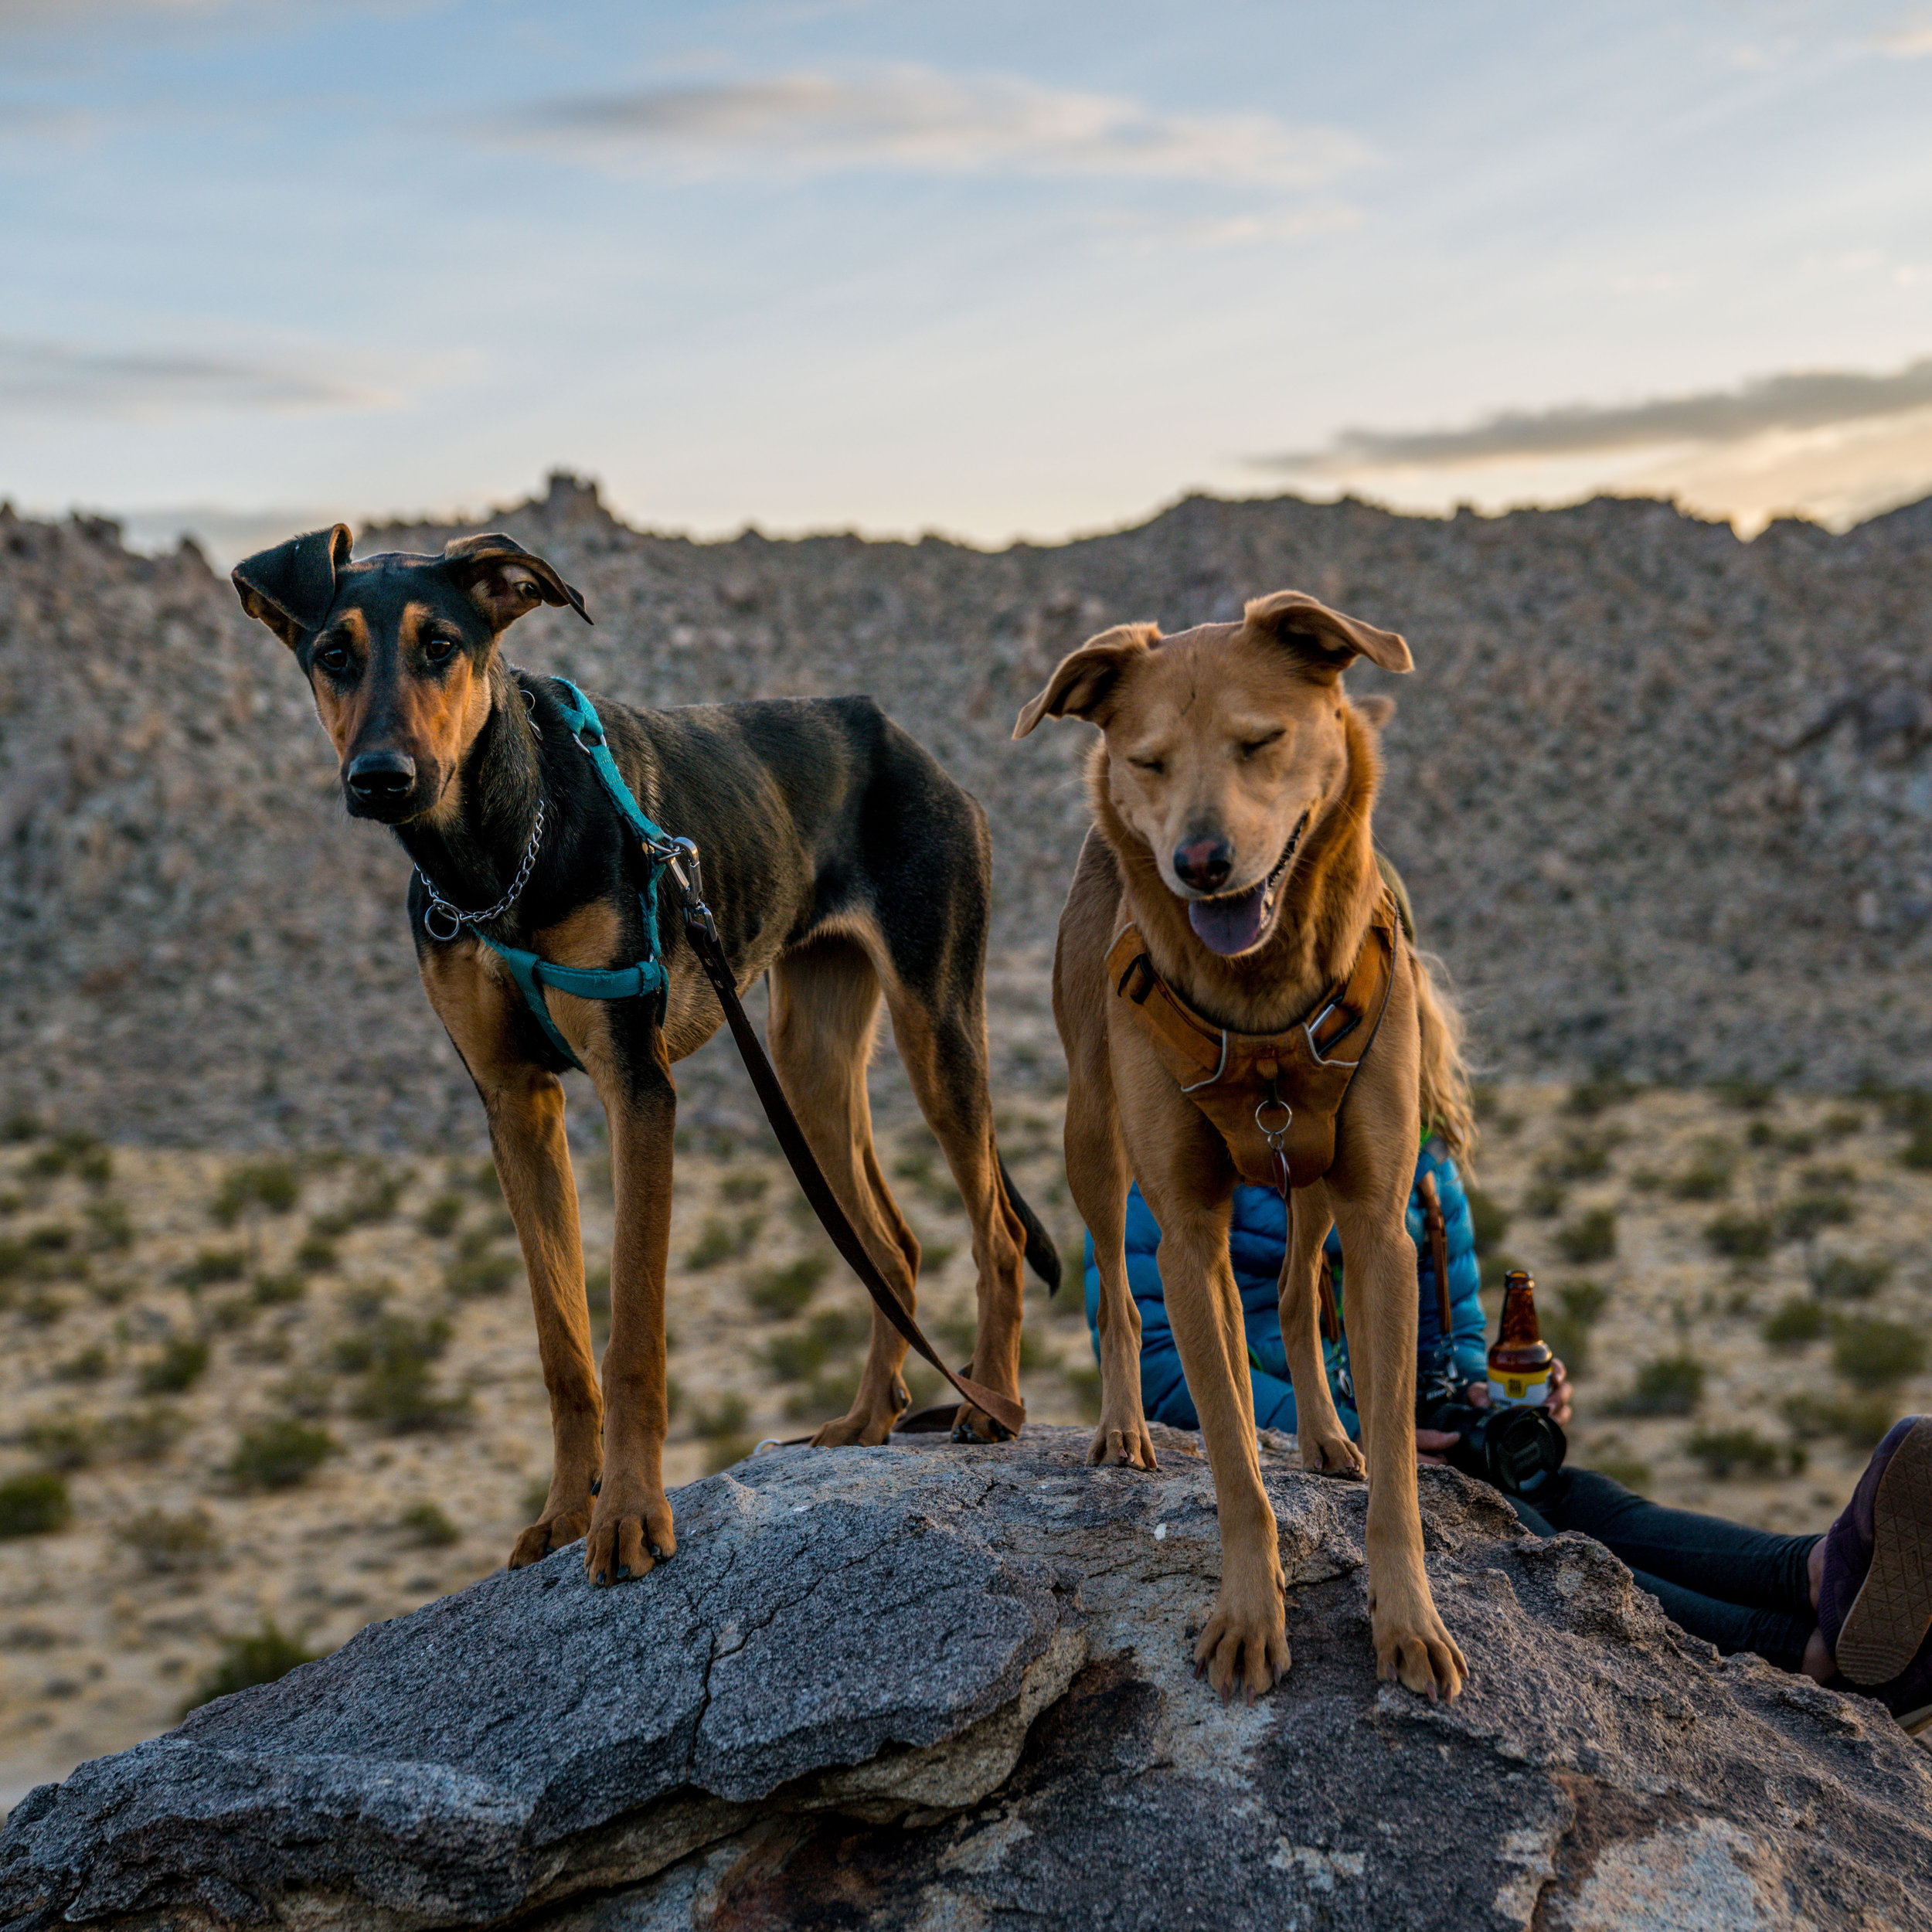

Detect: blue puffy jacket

[1081,1141,1486,1437]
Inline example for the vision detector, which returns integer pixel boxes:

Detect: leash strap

[667,849,1026,1441]
[1417,1168,1454,1339]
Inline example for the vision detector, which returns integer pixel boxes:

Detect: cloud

[1263,358,1932,472]
[503,65,1369,189]
[1873,12,1932,56]
[0,339,386,420]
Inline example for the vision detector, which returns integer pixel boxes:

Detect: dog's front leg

[1143,1183,1289,1701]
[587,1044,679,1585]
[1276,1186,1364,1478]
[1331,1199,1466,1701]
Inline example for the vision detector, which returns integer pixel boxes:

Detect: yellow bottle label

[1488,1369,1551,1407]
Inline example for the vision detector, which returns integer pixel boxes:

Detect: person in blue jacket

[1081,1149,1932,1731]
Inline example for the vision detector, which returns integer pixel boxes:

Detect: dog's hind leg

[769,937,923,1448]
[1276,1188,1365,1478]
[420,947,603,1569]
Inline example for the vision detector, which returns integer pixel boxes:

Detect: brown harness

[1105,891,1402,1198]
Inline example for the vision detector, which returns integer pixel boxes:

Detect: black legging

[1509,1468,1820,1673]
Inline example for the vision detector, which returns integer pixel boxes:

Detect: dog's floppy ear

[1244,590,1412,678]
[1012,623,1159,738]
[442,533,593,631]
[231,524,353,650]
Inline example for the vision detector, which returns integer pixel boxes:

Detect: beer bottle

[1488,1268,1555,1407]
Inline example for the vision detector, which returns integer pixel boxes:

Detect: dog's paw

[1301,1429,1366,1480]
[1088,1413,1158,1470]
[1193,1584,1291,1704]
[810,1406,899,1448]
[507,1501,592,1570]
[1373,1601,1467,1703]
[583,1481,676,1587]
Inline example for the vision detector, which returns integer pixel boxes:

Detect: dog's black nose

[1173,838,1233,892]
[345,750,417,804]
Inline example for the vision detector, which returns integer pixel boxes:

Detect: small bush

[141,1335,211,1395]
[349,1316,468,1434]
[1781,1389,1897,1451]
[1713,1078,1776,1111]
[1812,1254,1891,1301]
[1519,1180,1568,1219]
[1464,1188,1510,1254]
[1779,1194,1855,1241]
[444,1240,519,1299]
[21,1411,96,1470]
[1566,1070,1638,1117]
[1832,1316,1926,1389]
[1704,1214,1774,1263]
[0,1471,72,1537]
[253,1271,307,1307]
[1593,1451,1654,1492]
[584,1264,611,1321]
[273,1372,335,1419]
[20,1290,68,1326]
[1669,1159,1733,1202]
[209,1294,259,1332]
[294,1236,338,1274]
[85,1199,133,1250]
[1064,1363,1104,1421]
[400,1500,462,1547]
[2,1111,41,1142]
[210,1161,300,1226]
[1685,1427,1791,1480]
[1614,1353,1705,1417]
[719,1169,770,1205]
[175,1248,246,1291]
[418,1194,465,1239]
[1538,1135,1615,1184]
[309,1168,404,1238]
[1555,1209,1617,1265]
[53,1344,110,1383]
[183,1622,316,1713]
[686,1215,760,1270]
[109,1403,189,1458]
[691,1391,753,1471]
[228,1418,337,1489]
[1762,1298,1826,1348]
[1900,1131,1932,1172]
[748,1253,831,1318]
[1544,1280,1607,1378]
[1821,1107,1866,1138]
[26,1131,112,1185]
[128,1507,223,1573]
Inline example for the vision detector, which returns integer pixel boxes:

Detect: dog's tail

[998,1155,1063,1294]
[1412,948,1478,1173]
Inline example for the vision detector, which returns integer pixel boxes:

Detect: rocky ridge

[4,477,1932,1150]
[2,1426,1928,1931]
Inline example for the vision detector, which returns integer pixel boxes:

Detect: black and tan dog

[1015,591,1471,1703]
[233,524,1056,1583]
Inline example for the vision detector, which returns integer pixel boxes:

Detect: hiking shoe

[1818,1417,1932,1714]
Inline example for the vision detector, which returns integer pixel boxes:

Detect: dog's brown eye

[1130,757,1165,777]
[1240,733,1283,759]
[315,643,351,673]
[424,634,457,664]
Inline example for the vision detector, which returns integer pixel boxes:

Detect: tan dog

[1015,590,1470,1702]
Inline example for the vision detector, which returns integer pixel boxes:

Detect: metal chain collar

[418,797,546,944]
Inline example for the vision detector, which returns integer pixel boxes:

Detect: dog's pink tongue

[1188,884,1267,956]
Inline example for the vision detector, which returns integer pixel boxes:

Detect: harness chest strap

[1105,891,1402,1195]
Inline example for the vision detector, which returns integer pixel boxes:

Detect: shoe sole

[1837,1417,1932,1687]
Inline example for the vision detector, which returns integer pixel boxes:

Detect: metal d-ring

[1255,1090,1292,1148]
[423,903,462,944]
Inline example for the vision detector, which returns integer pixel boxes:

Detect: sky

[2,0,1930,557]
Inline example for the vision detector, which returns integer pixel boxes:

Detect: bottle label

[1488,1369,1551,1407]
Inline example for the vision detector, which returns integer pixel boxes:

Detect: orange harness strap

[1105,893,1402,1196]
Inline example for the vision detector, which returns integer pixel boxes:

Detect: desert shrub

[175,1248,246,1291]
[21,1411,96,1470]
[0,1238,25,1284]
[1464,1189,1510,1255]
[53,1345,109,1383]
[141,1335,210,1395]
[444,1230,519,1299]
[85,1199,133,1250]
[273,1372,335,1419]
[1900,1131,1932,1172]
[1832,1316,1926,1389]
[109,1403,189,1458]
[1713,1078,1776,1111]
[685,1215,760,1270]
[1762,1298,1826,1348]
[1544,1280,1608,1378]
[211,1161,299,1227]
[691,1392,752,1471]
[128,1507,223,1573]
[1685,1427,1792,1480]
[719,1169,770,1205]
[583,1265,611,1321]
[1519,1180,1567,1219]
[294,1236,338,1274]
[747,1252,830,1318]
[1538,1135,1617,1184]
[1063,1363,1104,1420]
[418,1193,465,1239]
[1747,1122,1814,1156]
[253,1271,307,1307]
[1613,1353,1705,1417]
[310,1168,404,1238]
[1566,1070,1638,1117]
[1704,1214,1774,1263]
[1593,1451,1654,1492]
[1820,1107,1866,1139]
[26,1131,112,1185]
[763,1307,867,1383]
[2,1111,41,1142]
[1778,1194,1855,1241]
[400,1500,462,1547]
[208,1294,259,1332]
[0,1471,72,1537]
[1555,1209,1616,1265]
[182,1622,315,1713]
[339,1280,394,1325]
[20,1290,68,1326]
[1669,1158,1733,1202]
[348,1316,467,1433]
[228,1418,337,1489]
[1781,1390,1897,1451]
[1812,1254,1891,1301]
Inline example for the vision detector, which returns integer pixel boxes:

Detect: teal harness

[437,678,677,1073]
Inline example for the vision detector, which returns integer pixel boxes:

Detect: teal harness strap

[471,677,674,1073]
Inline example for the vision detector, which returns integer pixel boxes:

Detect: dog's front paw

[583,1479,676,1587]
[508,1502,593,1569]
[1373,1599,1467,1703]
[811,1403,899,1448]
[1088,1406,1158,1470]
[1193,1577,1291,1704]
[1301,1427,1366,1480]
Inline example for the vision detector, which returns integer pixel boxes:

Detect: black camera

[1417,1350,1566,1502]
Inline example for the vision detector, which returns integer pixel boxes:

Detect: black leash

[664,841,1026,1441]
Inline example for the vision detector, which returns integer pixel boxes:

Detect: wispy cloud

[1262,358,1932,472]
[0,340,387,420]
[1873,12,1932,56]
[501,65,1370,188]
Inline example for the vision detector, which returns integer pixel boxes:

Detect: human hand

[1546,1359,1573,1427]
[1416,1427,1461,1466]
